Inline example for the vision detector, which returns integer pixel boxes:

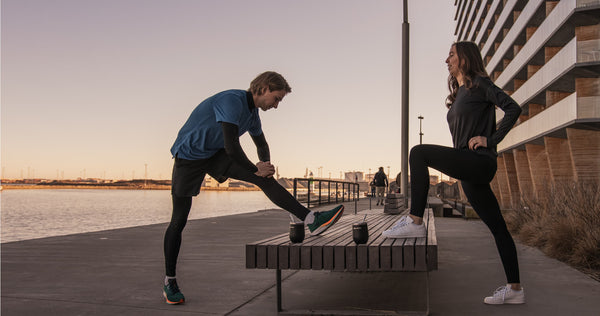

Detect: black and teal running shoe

[163,278,185,305]
[308,205,344,235]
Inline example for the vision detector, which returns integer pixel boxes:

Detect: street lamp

[400,0,410,208]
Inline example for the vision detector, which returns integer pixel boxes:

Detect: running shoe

[163,278,185,305]
[484,284,525,304]
[382,215,426,238]
[308,205,344,235]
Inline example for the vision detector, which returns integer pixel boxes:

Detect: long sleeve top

[446,76,522,158]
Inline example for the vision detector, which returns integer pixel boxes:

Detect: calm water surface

[1,189,277,243]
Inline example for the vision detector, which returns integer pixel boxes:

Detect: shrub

[504,181,600,280]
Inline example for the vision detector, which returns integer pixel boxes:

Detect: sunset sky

[2,0,457,180]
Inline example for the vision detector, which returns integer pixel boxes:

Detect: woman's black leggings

[409,144,520,283]
[164,161,311,277]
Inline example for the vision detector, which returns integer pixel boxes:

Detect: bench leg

[276,269,282,312]
[425,270,430,316]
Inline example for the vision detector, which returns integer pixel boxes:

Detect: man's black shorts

[171,149,232,197]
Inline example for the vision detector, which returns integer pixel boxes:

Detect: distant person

[163,71,344,305]
[382,41,524,304]
[373,167,388,206]
[369,180,376,197]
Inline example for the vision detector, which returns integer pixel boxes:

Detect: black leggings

[409,144,520,283]
[164,161,311,277]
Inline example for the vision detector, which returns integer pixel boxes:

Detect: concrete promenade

[2,197,599,315]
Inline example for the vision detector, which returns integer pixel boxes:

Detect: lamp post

[418,115,424,144]
[400,0,410,208]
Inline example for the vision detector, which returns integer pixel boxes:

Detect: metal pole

[276,269,282,312]
[293,178,297,199]
[401,0,410,209]
[418,115,424,145]
[318,180,322,206]
[307,179,311,208]
[328,181,331,204]
[354,184,358,215]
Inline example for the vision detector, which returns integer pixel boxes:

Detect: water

[0,189,278,243]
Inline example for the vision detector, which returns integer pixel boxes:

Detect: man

[373,167,388,206]
[163,71,344,305]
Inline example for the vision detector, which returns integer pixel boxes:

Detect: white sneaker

[382,216,426,238]
[390,215,409,229]
[483,284,525,304]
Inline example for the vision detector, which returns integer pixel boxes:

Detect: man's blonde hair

[249,71,292,96]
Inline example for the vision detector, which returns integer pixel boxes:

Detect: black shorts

[171,149,232,197]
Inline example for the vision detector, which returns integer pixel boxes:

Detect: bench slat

[357,213,398,270]
[426,209,438,270]
[368,213,403,270]
[303,215,356,269]
[414,236,427,271]
[312,217,356,269]
[346,213,390,271]
[246,244,256,268]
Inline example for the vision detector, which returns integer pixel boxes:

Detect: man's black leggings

[409,144,520,283]
[164,161,311,277]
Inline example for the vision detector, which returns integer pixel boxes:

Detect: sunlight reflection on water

[1,189,277,243]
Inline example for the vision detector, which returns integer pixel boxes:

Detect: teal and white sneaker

[308,205,344,235]
[163,278,185,305]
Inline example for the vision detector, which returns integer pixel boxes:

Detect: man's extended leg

[223,162,344,235]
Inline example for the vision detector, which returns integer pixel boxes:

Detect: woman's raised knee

[409,144,428,163]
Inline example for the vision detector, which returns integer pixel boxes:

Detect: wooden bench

[441,198,480,219]
[246,209,438,314]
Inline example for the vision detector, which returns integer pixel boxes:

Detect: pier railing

[292,178,359,211]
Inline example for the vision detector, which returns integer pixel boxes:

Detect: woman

[382,41,525,304]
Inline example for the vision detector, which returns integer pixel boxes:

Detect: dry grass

[504,181,600,281]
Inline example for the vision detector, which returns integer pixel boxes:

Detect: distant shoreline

[1,184,260,191]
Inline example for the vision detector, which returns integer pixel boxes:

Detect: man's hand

[255,161,275,178]
[468,136,488,150]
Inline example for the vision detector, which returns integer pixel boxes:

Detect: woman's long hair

[445,41,489,108]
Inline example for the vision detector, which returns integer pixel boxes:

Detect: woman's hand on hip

[468,136,488,150]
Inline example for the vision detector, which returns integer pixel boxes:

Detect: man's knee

[172,194,192,206]
[251,175,279,189]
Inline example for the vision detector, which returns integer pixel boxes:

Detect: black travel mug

[289,222,305,243]
[353,222,369,244]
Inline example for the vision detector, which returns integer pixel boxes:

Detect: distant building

[202,176,230,188]
[429,175,439,185]
[453,0,600,209]
[344,171,364,182]
[228,180,257,189]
